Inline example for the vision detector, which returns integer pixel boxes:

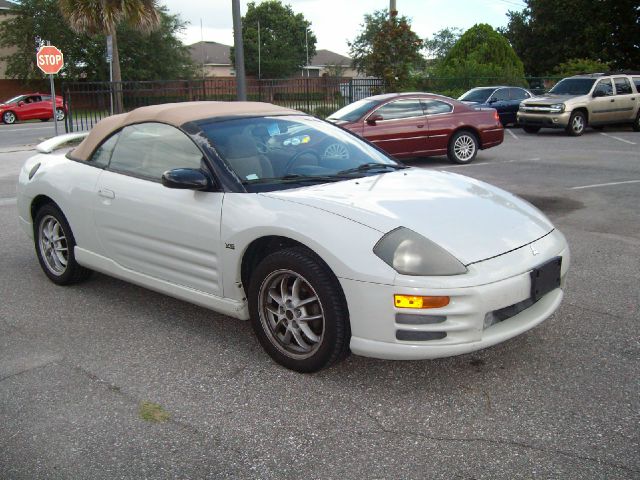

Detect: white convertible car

[17,102,569,372]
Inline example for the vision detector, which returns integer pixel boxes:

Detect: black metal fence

[62,77,386,132]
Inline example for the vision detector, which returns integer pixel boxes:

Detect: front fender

[219,192,395,301]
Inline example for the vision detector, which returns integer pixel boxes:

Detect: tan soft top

[70,101,302,162]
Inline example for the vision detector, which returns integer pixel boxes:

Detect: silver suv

[517,73,640,136]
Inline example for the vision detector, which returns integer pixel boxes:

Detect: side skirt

[75,247,249,320]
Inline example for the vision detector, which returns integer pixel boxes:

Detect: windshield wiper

[337,162,407,175]
[243,174,349,185]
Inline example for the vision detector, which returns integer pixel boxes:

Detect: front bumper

[341,231,569,360]
[517,111,572,129]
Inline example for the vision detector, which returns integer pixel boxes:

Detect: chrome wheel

[259,269,325,359]
[453,134,476,162]
[38,215,68,275]
[571,114,584,134]
[3,111,16,124]
[323,143,349,160]
[55,108,65,121]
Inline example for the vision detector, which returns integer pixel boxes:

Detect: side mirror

[487,98,498,104]
[592,90,606,98]
[18,101,24,107]
[162,168,211,191]
[366,113,383,125]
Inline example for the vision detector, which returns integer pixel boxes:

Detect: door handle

[610,99,615,102]
[417,124,424,128]
[98,188,115,199]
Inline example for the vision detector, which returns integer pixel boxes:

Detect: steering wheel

[282,149,321,175]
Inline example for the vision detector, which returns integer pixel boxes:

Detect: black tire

[522,126,540,134]
[633,111,640,132]
[248,246,350,373]
[447,130,478,164]
[33,204,92,285]
[40,118,50,122]
[3,111,16,124]
[566,110,586,136]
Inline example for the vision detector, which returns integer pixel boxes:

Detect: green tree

[232,0,316,78]
[349,9,424,91]
[58,0,161,89]
[424,27,462,62]
[431,23,526,96]
[0,0,193,81]
[501,0,639,75]
[553,58,610,77]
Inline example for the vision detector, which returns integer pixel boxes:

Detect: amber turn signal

[394,295,450,309]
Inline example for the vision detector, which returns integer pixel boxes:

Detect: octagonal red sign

[36,46,64,75]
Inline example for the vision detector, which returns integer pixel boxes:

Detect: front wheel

[566,111,586,136]
[248,247,350,373]
[3,111,16,124]
[34,204,92,285]
[447,130,478,164]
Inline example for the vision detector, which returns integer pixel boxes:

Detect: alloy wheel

[38,215,69,275]
[454,134,476,162]
[571,114,584,134]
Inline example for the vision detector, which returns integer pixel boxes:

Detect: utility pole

[390,0,397,16]
[257,20,261,80]
[232,0,247,101]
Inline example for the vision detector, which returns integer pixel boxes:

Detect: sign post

[36,45,64,136]
[106,35,113,115]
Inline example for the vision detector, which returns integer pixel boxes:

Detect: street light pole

[390,0,397,16]
[232,0,247,101]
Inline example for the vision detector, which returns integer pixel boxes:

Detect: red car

[0,93,66,125]
[327,93,504,164]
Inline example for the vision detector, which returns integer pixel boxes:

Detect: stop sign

[36,45,64,75]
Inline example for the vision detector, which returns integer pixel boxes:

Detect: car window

[593,79,614,96]
[491,89,510,101]
[109,122,204,180]
[375,100,424,120]
[509,88,530,100]
[90,132,120,168]
[633,77,640,92]
[422,100,453,115]
[613,77,632,95]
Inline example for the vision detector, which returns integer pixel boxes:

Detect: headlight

[550,103,565,113]
[373,227,467,276]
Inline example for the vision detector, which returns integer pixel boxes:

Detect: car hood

[262,169,554,265]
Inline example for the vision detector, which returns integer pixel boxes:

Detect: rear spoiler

[36,132,89,154]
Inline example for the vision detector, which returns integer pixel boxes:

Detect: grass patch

[138,401,170,423]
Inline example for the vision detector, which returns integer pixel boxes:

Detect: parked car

[18,102,569,372]
[0,93,66,124]
[327,93,504,164]
[458,86,533,126]
[518,73,640,136]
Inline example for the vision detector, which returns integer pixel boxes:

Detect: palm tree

[58,0,161,112]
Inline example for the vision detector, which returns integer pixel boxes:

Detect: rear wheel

[248,247,350,373]
[522,126,540,134]
[447,130,478,164]
[55,108,66,121]
[2,111,16,124]
[34,204,92,285]
[566,111,586,136]
[633,111,640,132]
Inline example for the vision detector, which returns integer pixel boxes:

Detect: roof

[0,0,14,10]
[188,41,231,66]
[308,49,352,67]
[70,101,301,162]
[364,92,455,101]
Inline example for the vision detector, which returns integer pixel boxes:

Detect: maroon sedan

[0,93,66,125]
[327,93,503,164]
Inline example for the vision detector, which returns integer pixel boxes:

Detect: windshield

[327,99,382,122]
[197,115,403,192]
[459,88,495,103]
[2,95,25,104]
[549,78,596,95]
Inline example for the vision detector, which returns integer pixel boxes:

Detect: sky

[160,0,526,56]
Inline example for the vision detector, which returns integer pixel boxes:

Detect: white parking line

[0,126,54,134]
[599,132,637,145]
[0,197,17,206]
[506,129,519,140]
[570,180,640,190]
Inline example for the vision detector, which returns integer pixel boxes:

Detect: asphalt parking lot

[1,125,638,479]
